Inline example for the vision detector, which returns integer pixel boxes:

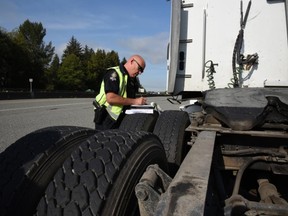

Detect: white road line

[0,102,90,112]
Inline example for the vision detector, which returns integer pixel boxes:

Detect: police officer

[93,54,147,130]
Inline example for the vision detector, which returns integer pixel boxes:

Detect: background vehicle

[0,0,288,215]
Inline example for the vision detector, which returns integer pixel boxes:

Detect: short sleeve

[103,69,120,94]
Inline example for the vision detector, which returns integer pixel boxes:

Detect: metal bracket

[135,164,172,216]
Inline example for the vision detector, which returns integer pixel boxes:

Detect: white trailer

[168,0,288,95]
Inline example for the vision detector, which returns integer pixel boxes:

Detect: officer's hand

[135,97,147,105]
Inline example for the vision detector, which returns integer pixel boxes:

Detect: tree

[0,28,29,89]
[13,20,55,89]
[121,57,127,65]
[57,54,85,90]
[82,45,94,67]
[0,29,14,89]
[45,54,60,90]
[104,51,120,68]
[81,45,95,90]
[86,50,121,92]
[87,49,106,92]
[62,36,83,61]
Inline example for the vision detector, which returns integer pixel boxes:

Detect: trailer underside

[137,88,288,216]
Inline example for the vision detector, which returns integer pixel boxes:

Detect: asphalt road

[0,96,189,153]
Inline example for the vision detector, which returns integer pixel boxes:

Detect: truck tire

[0,126,95,216]
[153,110,190,174]
[119,112,159,132]
[36,129,168,216]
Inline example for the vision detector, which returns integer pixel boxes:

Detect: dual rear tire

[36,130,168,215]
[119,110,191,173]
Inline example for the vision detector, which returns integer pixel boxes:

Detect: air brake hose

[232,29,244,88]
[232,156,268,196]
[231,0,251,88]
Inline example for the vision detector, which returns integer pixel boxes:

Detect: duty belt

[93,100,101,109]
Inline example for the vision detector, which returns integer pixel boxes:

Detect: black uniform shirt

[103,64,138,98]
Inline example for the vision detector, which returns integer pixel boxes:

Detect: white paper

[130,105,154,109]
[125,109,154,114]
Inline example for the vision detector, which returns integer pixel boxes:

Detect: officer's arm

[106,92,146,105]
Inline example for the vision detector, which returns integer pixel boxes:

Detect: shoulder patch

[110,71,117,81]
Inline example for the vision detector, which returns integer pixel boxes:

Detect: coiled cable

[205,60,217,89]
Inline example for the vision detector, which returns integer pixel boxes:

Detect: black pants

[95,114,117,130]
[94,111,125,130]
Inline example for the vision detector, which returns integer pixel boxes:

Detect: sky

[0,0,171,92]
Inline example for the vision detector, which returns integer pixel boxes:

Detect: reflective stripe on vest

[95,66,128,120]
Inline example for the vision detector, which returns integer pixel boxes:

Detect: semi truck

[0,0,288,215]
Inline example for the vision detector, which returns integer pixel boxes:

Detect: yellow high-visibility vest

[95,66,128,120]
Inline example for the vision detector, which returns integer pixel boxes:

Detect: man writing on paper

[93,54,147,130]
